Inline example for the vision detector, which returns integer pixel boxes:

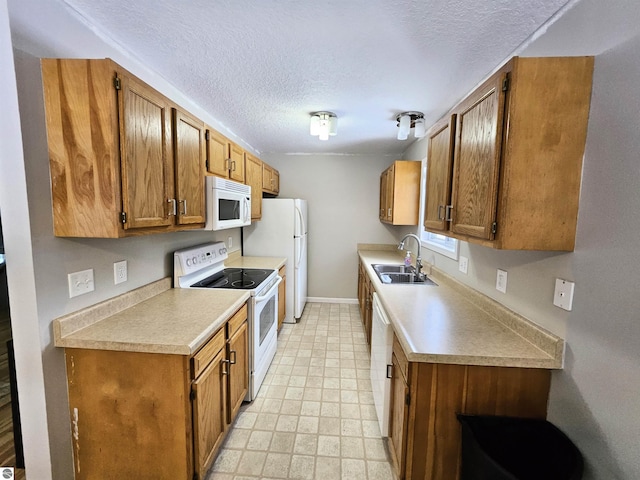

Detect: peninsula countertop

[358,248,564,369]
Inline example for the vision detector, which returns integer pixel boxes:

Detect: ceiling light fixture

[396,111,425,140]
[310,111,337,141]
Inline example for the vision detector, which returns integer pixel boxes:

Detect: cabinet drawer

[192,327,225,378]
[393,335,409,383]
[227,304,248,338]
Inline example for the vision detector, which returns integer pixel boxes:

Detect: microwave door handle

[245,197,251,221]
[254,276,282,302]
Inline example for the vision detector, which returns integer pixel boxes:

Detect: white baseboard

[306,297,358,305]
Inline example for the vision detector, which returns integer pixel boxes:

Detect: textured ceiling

[58,0,572,155]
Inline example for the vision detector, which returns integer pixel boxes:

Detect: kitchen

[1,0,640,479]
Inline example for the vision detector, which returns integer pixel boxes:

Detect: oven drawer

[227,304,248,337]
[192,327,225,378]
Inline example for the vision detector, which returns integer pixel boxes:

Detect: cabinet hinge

[190,389,196,401]
[205,130,210,141]
[491,222,498,234]
[120,212,127,224]
[205,158,210,171]
[405,393,411,406]
[502,77,510,92]
[113,77,122,90]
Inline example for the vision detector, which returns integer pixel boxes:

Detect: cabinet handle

[437,205,444,220]
[388,208,392,217]
[226,158,232,171]
[231,160,236,172]
[386,364,393,379]
[445,205,453,222]
[168,199,177,216]
[229,350,237,365]
[221,358,230,376]
[179,199,187,215]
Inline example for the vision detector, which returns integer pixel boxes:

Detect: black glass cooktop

[190,268,274,290]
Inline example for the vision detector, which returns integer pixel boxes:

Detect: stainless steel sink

[371,264,438,286]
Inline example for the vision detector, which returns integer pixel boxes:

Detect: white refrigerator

[243,198,307,323]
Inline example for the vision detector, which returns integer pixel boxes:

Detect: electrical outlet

[68,269,95,298]
[114,260,128,285]
[496,269,508,293]
[228,236,233,249]
[553,278,575,311]
[459,256,469,274]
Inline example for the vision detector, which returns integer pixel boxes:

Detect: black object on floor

[457,414,583,480]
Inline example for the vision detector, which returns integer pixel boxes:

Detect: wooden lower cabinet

[356,260,373,348]
[64,304,248,480]
[278,265,286,330]
[388,335,551,480]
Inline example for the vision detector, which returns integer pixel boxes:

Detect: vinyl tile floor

[205,302,395,480]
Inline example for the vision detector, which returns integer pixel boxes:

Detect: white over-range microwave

[204,176,252,231]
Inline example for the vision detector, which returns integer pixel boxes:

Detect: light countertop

[53,253,286,356]
[358,248,564,369]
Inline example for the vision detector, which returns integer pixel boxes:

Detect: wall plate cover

[68,269,94,298]
[459,255,469,274]
[553,278,575,311]
[496,269,507,293]
[114,260,128,285]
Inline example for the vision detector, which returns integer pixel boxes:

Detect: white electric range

[174,242,281,401]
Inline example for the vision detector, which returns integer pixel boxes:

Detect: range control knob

[186,258,192,267]
[192,256,198,265]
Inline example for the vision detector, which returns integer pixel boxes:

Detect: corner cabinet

[388,335,552,480]
[379,161,421,225]
[41,58,206,238]
[65,304,248,480]
[263,163,280,196]
[424,56,594,251]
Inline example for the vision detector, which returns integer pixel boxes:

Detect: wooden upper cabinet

[228,141,245,183]
[450,73,506,240]
[119,72,174,230]
[205,128,230,178]
[424,115,456,232]
[41,58,206,238]
[424,56,594,251]
[262,163,280,195]
[380,161,421,225]
[244,152,263,220]
[205,129,245,183]
[174,108,206,225]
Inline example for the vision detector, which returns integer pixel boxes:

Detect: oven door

[249,276,282,400]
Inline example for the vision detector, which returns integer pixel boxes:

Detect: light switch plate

[228,236,233,249]
[496,269,508,293]
[459,256,469,274]
[68,269,94,298]
[553,278,575,311]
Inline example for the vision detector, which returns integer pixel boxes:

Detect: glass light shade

[397,114,411,140]
[414,117,425,138]
[309,115,320,136]
[329,115,338,136]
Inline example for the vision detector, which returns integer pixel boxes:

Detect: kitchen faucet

[398,233,424,279]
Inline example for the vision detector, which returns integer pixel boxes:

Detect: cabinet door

[227,320,249,423]
[174,108,206,225]
[262,164,272,192]
[386,164,395,222]
[450,73,506,239]
[379,170,387,221]
[245,153,263,220]
[192,348,227,477]
[228,141,245,183]
[118,73,173,229]
[272,169,280,194]
[388,352,409,479]
[278,266,286,330]
[206,128,230,178]
[424,115,456,232]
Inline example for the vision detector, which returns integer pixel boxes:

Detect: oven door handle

[254,276,282,303]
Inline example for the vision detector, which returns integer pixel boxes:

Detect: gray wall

[262,153,401,300]
[402,1,640,477]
